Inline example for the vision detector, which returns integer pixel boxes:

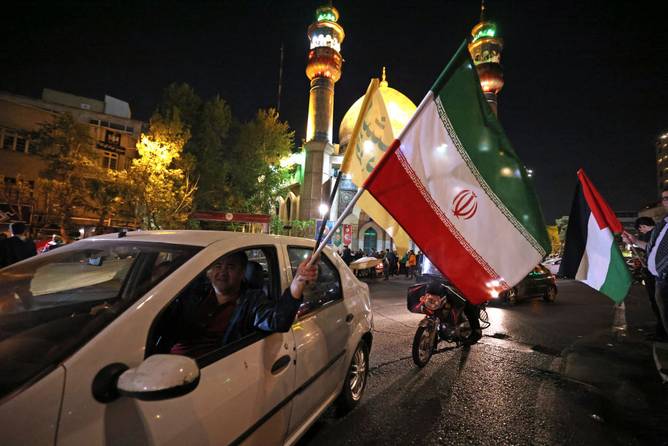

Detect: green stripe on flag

[431,41,551,255]
[599,242,632,303]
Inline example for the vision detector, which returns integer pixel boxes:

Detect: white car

[0,231,373,445]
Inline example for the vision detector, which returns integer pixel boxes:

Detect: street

[300,277,668,445]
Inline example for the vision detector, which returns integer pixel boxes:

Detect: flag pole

[310,78,435,265]
[309,79,379,264]
[313,170,343,249]
[310,186,366,263]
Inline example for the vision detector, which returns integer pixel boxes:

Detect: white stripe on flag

[582,213,613,291]
[398,94,542,286]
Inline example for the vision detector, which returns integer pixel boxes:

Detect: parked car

[499,264,558,304]
[0,231,373,446]
[541,256,562,276]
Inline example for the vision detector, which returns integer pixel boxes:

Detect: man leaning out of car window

[168,251,317,358]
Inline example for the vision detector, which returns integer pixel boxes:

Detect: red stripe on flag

[577,169,622,233]
[365,149,501,304]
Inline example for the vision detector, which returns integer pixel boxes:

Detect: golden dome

[338,68,417,148]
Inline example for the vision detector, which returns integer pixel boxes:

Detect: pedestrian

[400,251,408,276]
[383,250,390,280]
[387,249,397,276]
[341,244,353,266]
[407,250,417,279]
[0,222,37,268]
[622,189,668,342]
[624,216,667,340]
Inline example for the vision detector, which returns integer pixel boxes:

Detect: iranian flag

[558,169,631,303]
[363,41,551,304]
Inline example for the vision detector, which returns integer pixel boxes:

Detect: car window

[147,246,279,366]
[288,247,342,315]
[0,240,200,399]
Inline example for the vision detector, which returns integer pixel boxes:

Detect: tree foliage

[33,113,99,232]
[157,83,202,126]
[190,96,232,210]
[126,113,197,229]
[88,170,127,227]
[227,108,294,214]
[555,215,569,244]
[153,83,295,217]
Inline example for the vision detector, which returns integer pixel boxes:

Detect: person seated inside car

[167,251,317,358]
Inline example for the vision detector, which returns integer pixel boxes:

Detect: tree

[127,113,197,229]
[88,170,127,227]
[227,109,295,214]
[33,113,99,235]
[189,96,232,210]
[555,215,569,254]
[154,84,233,212]
[156,83,202,126]
[151,84,295,218]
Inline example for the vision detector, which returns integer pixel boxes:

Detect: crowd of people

[0,222,72,268]
[339,244,424,281]
[0,222,38,268]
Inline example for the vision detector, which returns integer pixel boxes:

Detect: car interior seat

[245,260,269,297]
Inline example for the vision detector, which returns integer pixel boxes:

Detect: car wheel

[543,285,557,302]
[506,288,518,305]
[335,339,369,415]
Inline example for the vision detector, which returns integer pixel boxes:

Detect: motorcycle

[407,280,476,367]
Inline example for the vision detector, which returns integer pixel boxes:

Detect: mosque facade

[276,4,504,254]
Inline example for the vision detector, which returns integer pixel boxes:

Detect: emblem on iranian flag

[452,189,478,220]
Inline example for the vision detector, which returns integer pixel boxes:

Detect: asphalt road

[299,277,668,446]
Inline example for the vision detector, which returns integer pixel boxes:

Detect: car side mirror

[116,354,200,401]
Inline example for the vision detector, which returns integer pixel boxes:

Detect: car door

[284,245,350,437]
[56,241,297,446]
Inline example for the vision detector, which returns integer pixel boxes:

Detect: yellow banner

[340,79,410,253]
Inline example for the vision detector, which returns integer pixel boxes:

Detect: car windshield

[0,240,201,399]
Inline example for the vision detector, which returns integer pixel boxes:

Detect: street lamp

[318,203,329,218]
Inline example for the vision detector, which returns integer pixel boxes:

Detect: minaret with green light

[300,4,345,220]
[468,1,504,116]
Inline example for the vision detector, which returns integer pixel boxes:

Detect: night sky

[2,0,666,222]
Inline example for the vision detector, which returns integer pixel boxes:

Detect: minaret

[300,4,345,219]
[468,1,504,116]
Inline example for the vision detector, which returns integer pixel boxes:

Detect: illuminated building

[280,3,508,252]
[657,131,668,193]
[467,2,504,116]
[300,5,345,219]
[0,89,143,230]
[335,69,418,252]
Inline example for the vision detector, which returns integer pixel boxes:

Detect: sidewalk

[558,292,668,443]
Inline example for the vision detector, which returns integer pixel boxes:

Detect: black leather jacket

[222,287,302,344]
[158,284,302,356]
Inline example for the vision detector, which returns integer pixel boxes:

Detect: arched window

[363,228,377,254]
[286,197,292,220]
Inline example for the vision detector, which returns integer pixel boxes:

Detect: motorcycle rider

[463,301,482,345]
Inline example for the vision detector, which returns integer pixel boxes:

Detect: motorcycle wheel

[412,325,435,367]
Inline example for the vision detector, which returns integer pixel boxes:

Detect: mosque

[275,4,504,254]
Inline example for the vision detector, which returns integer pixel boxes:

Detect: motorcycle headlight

[422,294,444,311]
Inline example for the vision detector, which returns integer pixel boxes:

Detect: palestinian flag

[558,169,631,303]
[363,41,551,304]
